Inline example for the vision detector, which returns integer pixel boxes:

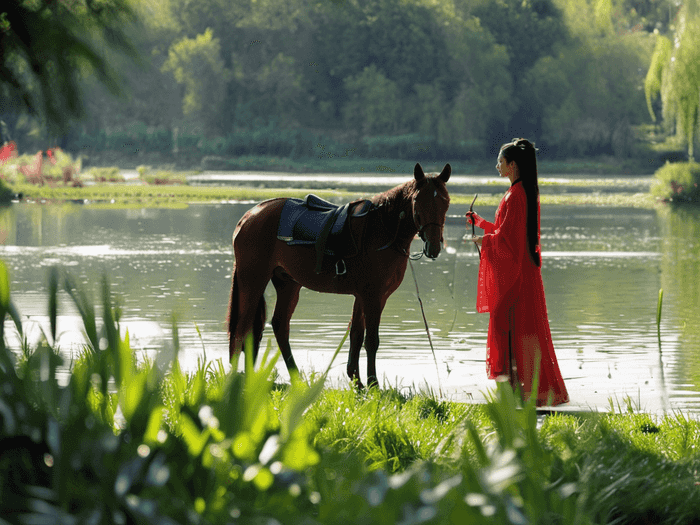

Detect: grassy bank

[10,181,657,209]
[2,150,661,207]
[2,267,699,524]
[78,149,661,175]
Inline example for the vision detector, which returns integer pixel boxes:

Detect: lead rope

[408,258,443,398]
[377,207,425,260]
[470,194,481,258]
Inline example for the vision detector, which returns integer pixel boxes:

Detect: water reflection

[658,206,700,410]
[1,202,699,413]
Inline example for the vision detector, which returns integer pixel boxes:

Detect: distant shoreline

[79,152,660,177]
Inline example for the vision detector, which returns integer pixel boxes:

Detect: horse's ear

[414,163,425,182]
[438,163,451,183]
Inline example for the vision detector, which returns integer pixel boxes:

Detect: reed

[657,287,664,347]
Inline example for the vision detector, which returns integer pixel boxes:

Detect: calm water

[2,190,699,414]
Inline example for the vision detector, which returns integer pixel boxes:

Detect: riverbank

[81,150,661,176]
[9,172,659,208]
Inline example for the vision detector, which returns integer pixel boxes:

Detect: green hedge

[651,161,700,203]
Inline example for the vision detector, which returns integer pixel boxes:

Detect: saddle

[277,194,373,274]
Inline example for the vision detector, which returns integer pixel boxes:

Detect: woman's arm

[466,212,495,233]
[481,188,527,263]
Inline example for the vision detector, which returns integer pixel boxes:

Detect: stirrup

[335,259,347,276]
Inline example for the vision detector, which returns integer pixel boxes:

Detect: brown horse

[228,163,451,388]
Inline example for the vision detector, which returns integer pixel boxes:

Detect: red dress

[474,182,568,406]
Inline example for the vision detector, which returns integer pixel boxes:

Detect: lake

[2,178,699,414]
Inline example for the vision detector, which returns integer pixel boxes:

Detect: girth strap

[315,203,349,273]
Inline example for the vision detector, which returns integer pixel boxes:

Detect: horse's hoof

[350,377,364,390]
[368,376,379,389]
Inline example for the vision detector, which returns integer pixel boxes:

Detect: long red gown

[474,181,569,406]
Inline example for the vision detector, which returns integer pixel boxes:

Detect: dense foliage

[644,0,700,160]
[651,161,700,203]
[2,266,700,523]
[1,0,676,162]
[0,0,137,135]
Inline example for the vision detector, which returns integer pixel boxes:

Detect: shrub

[142,169,188,185]
[84,166,124,183]
[651,161,700,203]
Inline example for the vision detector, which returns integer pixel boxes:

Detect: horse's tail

[227,264,240,360]
[252,293,266,359]
[227,264,267,361]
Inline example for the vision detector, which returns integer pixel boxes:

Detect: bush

[141,169,188,185]
[651,161,700,203]
[84,166,124,183]
[0,178,13,202]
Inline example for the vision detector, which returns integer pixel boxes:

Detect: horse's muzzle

[423,240,441,259]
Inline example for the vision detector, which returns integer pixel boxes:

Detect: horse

[227,163,451,388]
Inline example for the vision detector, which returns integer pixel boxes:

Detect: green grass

[10,181,353,207]
[10,180,659,209]
[3,266,700,523]
[302,386,483,473]
[3,148,665,207]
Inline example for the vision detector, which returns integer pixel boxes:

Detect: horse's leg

[271,272,300,373]
[232,271,270,368]
[347,298,366,389]
[362,295,386,389]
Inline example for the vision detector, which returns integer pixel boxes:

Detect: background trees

[645,0,700,160]
[1,0,681,161]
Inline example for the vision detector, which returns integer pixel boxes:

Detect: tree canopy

[1,0,679,159]
[0,0,138,137]
[645,0,700,160]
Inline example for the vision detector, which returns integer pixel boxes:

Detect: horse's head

[412,163,451,259]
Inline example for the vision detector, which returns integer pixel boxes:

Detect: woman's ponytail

[500,138,541,267]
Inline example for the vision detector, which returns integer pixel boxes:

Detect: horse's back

[234,198,286,238]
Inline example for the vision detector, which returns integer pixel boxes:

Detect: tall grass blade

[0,260,21,372]
[657,288,663,349]
[194,321,206,361]
[63,274,98,352]
[48,267,58,345]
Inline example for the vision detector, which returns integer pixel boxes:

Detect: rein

[408,258,444,397]
[375,204,437,260]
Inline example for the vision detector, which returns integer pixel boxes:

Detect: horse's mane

[372,178,418,209]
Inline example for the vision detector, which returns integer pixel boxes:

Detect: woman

[467,138,568,406]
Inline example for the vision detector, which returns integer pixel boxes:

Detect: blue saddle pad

[277,195,373,272]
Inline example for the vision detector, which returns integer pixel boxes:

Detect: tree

[0,0,138,136]
[462,0,569,140]
[162,29,232,135]
[343,65,401,135]
[645,0,700,159]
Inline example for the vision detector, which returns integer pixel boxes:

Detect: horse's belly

[276,244,395,295]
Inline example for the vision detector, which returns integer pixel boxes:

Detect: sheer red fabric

[475,182,568,406]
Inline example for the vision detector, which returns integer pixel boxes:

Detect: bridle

[377,193,446,260]
[413,186,448,259]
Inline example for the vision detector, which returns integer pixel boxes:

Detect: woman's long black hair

[500,138,540,267]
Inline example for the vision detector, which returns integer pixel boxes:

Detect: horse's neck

[373,184,416,250]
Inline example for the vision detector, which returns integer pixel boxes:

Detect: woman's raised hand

[466,211,482,227]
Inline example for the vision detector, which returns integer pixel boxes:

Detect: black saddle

[277,194,373,274]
